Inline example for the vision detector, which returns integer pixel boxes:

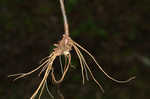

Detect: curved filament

[8,59,50,81]
[51,54,71,84]
[38,79,47,99]
[59,56,64,75]
[38,53,56,76]
[38,60,51,76]
[30,65,51,99]
[30,55,56,99]
[73,41,136,83]
[46,80,54,99]
[84,63,89,81]
[73,45,104,92]
[73,45,85,85]
[64,55,68,71]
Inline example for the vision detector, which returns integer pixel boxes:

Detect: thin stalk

[59,0,69,35]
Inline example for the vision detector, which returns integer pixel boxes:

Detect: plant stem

[59,0,69,36]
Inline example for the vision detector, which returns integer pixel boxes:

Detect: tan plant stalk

[8,0,135,99]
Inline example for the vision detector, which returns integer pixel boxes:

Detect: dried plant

[8,0,135,99]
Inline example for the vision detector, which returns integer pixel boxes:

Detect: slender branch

[59,0,69,35]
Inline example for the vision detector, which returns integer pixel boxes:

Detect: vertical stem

[59,0,69,36]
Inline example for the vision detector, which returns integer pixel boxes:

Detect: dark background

[0,0,150,99]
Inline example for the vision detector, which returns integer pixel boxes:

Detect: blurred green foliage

[66,0,78,13]
[72,17,108,38]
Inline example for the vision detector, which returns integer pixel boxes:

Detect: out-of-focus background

[0,0,150,99]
